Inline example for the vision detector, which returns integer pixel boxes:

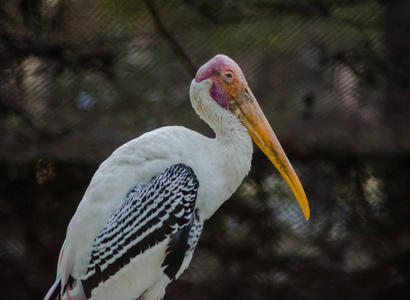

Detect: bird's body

[45,54,309,300]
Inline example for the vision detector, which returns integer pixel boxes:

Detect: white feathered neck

[190,79,250,141]
[189,79,253,218]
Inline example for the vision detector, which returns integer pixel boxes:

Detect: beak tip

[301,200,310,220]
[302,205,310,220]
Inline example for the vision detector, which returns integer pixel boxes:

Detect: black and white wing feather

[79,163,200,297]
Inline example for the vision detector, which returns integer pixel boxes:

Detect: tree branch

[144,0,197,78]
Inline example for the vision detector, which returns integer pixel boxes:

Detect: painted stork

[44,54,310,300]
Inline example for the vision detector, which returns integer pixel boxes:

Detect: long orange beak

[229,87,310,220]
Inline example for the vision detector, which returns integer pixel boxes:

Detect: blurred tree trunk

[381,2,410,298]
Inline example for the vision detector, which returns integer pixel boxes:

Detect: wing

[46,163,199,300]
[174,208,204,280]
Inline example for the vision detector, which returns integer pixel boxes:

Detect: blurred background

[1,0,410,299]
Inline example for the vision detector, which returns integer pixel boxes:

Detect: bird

[44,54,310,300]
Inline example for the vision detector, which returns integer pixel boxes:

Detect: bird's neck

[212,108,253,182]
[190,80,253,218]
[190,79,253,155]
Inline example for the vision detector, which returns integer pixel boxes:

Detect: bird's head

[195,54,247,110]
[194,54,310,220]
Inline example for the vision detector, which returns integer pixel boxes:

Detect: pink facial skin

[195,54,246,110]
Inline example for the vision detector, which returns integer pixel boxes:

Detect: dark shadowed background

[1,0,410,299]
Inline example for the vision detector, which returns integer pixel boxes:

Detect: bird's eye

[224,72,233,80]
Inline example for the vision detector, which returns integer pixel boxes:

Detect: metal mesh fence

[1,0,410,299]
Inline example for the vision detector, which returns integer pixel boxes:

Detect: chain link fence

[1,0,409,299]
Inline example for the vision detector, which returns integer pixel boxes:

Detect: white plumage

[44,54,309,300]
